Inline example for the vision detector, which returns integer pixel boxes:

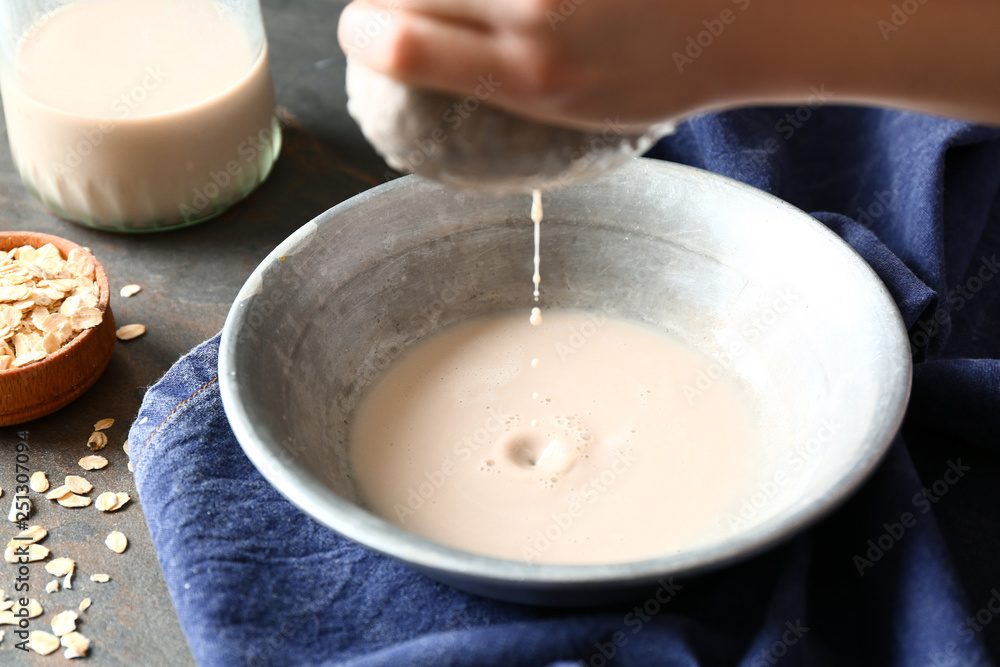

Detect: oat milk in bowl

[220,161,911,604]
[349,308,764,565]
[0,0,281,231]
[350,190,764,565]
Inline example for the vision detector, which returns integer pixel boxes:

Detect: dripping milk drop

[531,188,543,301]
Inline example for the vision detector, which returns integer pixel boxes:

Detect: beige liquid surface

[0,0,279,229]
[350,310,761,565]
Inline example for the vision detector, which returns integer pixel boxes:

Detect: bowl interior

[221,159,910,601]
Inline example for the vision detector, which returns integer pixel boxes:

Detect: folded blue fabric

[129,108,1000,667]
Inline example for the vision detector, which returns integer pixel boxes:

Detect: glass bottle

[0,0,282,232]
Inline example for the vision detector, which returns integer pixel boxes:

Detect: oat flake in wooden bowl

[0,231,116,426]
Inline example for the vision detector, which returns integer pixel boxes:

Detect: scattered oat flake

[3,543,49,563]
[14,524,47,544]
[45,557,75,577]
[63,570,73,590]
[116,492,131,507]
[86,431,108,451]
[28,544,50,561]
[89,574,110,583]
[45,485,73,501]
[94,417,115,430]
[51,610,78,636]
[78,455,109,470]
[119,284,141,297]
[78,598,91,612]
[29,471,49,493]
[61,630,90,659]
[0,611,15,625]
[45,580,59,594]
[116,323,146,340]
[12,598,43,619]
[123,440,130,454]
[106,530,127,553]
[64,475,93,494]
[8,495,30,522]
[95,492,118,511]
[27,630,60,655]
[57,493,92,508]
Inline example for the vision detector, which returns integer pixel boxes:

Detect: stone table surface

[0,1,386,664]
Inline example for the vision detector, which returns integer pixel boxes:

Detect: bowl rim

[0,230,111,377]
[219,158,913,588]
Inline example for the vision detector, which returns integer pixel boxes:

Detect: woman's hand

[338,0,738,131]
[338,0,1000,130]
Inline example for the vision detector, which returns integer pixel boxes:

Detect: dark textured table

[0,2,384,663]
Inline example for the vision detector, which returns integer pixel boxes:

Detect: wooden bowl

[0,231,116,426]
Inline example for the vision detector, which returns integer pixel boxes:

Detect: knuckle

[381,13,427,76]
[513,48,572,99]
[520,0,564,20]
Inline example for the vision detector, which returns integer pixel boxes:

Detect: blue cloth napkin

[129,108,1000,667]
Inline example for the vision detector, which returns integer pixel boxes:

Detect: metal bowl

[219,158,911,606]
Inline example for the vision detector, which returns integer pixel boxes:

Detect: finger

[396,0,533,28]
[355,0,532,30]
[339,1,508,95]
[338,0,615,131]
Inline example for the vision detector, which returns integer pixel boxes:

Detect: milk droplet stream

[531,188,542,302]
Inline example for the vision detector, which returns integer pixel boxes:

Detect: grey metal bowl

[219,158,911,606]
